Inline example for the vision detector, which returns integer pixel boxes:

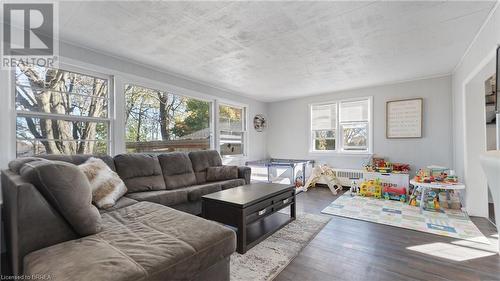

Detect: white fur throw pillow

[79,157,127,209]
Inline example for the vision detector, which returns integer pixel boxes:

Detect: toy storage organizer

[363,172,410,189]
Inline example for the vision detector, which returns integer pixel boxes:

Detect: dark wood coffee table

[202,183,296,254]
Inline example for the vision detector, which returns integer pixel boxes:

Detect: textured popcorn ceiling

[59,1,495,101]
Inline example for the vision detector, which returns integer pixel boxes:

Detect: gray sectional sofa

[1,150,251,280]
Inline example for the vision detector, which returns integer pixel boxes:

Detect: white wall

[452,2,499,217]
[267,76,453,174]
[0,41,269,169]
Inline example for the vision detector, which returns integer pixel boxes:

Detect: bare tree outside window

[15,64,110,157]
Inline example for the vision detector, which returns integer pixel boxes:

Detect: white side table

[409,180,466,213]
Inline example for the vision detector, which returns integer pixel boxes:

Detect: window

[339,99,369,151]
[125,84,211,153]
[218,104,246,156]
[310,97,371,153]
[311,103,337,151]
[15,64,110,157]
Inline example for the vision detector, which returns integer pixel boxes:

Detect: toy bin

[438,191,462,210]
[438,192,449,208]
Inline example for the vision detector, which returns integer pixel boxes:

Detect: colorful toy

[438,190,461,209]
[414,169,434,183]
[304,164,343,194]
[424,190,440,210]
[295,176,303,187]
[445,175,458,183]
[392,163,410,173]
[365,156,389,172]
[383,186,407,202]
[409,187,422,206]
[414,166,460,185]
[350,179,360,197]
[444,169,458,184]
[372,157,386,168]
[359,179,382,199]
[427,165,448,177]
[435,171,451,182]
[364,156,410,175]
[409,187,442,210]
[375,162,392,173]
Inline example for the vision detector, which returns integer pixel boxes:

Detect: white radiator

[315,168,409,190]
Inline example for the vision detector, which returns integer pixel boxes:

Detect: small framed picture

[386,98,423,139]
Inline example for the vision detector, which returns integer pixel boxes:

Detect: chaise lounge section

[1,150,249,280]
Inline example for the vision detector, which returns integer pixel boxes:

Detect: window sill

[222,154,247,159]
[221,154,248,165]
[308,151,373,157]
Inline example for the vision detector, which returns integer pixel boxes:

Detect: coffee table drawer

[245,197,274,214]
[272,190,294,203]
[273,195,294,210]
[246,205,274,224]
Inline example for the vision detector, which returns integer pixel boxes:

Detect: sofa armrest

[237,166,251,184]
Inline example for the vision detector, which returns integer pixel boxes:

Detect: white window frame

[216,99,248,159]
[8,55,253,160]
[13,63,114,156]
[309,96,373,155]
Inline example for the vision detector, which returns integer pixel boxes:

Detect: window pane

[16,65,108,97]
[342,123,368,150]
[340,99,369,122]
[311,103,336,130]
[16,117,108,156]
[125,84,211,153]
[218,104,245,156]
[16,88,108,118]
[219,105,243,131]
[220,131,244,155]
[314,130,335,139]
[313,130,336,151]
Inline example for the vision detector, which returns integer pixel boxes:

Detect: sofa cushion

[79,158,128,209]
[114,154,165,192]
[19,160,102,236]
[99,197,138,214]
[184,183,222,202]
[218,178,246,190]
[158,153,197,189]
[24,236,146,281]
[37,155,116,171]
[8,157,49,174]
[206,166,238,182]
[189,150,223,184]
[24,202,236,281]
[126,189,188,206]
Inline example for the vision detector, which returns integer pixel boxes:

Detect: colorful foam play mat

[321,195,490,244]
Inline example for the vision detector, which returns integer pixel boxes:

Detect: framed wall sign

[386,98,423,138]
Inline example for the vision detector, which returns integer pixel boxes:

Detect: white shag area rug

[230,213,331,281]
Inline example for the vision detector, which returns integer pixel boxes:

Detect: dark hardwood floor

[275,187,500,281]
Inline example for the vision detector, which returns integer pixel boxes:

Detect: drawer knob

[283,198,290,204]
[258,209,266,216]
